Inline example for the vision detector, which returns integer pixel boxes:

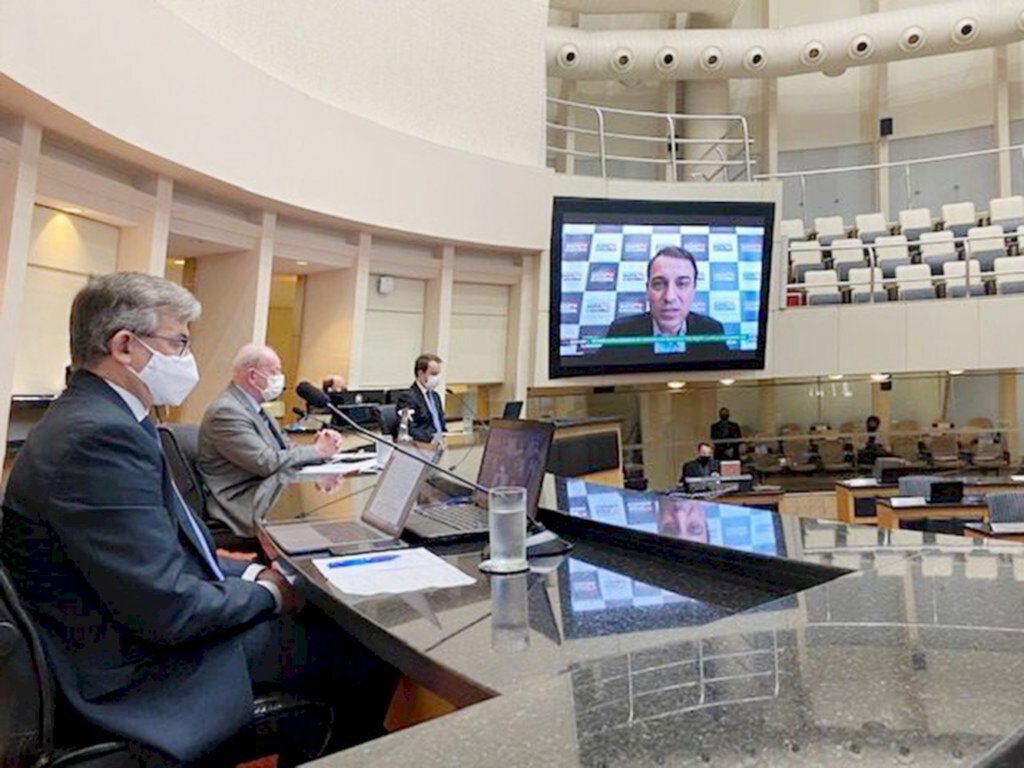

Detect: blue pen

[328,554,400,569]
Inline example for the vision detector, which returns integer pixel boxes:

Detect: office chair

[158,424,258,553]
[0,563,335,768]
[986,492,1024,523]
[377,404,400,440]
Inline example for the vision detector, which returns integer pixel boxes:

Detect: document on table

[312,548,476,596]
[331,451,376,462]
[890,496,927,508]
[1011,475,1024,483]
[844,478,878,488]
[298,458,379,476]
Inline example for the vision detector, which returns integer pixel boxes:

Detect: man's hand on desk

[257,566,303,613]
[314,428,345,458]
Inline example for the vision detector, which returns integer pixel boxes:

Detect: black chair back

[377,405,399,440]
[157,424,205,517]
[0,563,53,765]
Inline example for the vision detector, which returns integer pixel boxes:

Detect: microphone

[445,387,478,429]
[296,381,489,496]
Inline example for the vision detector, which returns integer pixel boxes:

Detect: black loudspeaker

[881,380,893,391]
[879,117,893,137]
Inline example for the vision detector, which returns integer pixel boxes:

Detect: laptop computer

[928,480,964,504]
[404,419,556,543]
[720,460,742,477]
[265,448,430,555]
[502,401,524,420]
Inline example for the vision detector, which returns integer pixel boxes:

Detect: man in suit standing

[198,344,344,536]
[680,441,721,484]
[0,274,393,764]
[710,407,743,461]
[595,246,728,364]
[399,353,446,443]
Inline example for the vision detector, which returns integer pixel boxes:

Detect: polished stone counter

[260,473,1024,767]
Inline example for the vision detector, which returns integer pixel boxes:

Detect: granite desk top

[260,474,1024,767]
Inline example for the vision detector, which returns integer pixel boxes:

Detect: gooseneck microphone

[295,381,489,496]
[444,387,478,429]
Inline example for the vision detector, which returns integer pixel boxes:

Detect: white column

[0,120,41,467]
[117,174,173,275]
[677,80,731,182]
[876,63,891,219]
[509,253,537,405]
[994,46,1012,198]
[180,211,277,423]
[423,244,454,364]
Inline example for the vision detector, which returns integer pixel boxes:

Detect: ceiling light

[296,261,308,266]
[948,369,964,376]
[827,374,843,381]
[667,381,686,390]
[719,379,735,386]
[171,259,185,266]
[870,373,891,383]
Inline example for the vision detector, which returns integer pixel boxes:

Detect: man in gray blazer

[198,344,344,536]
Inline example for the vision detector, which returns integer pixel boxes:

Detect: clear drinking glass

[479,486,529,573]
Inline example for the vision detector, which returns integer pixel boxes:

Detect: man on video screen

[593,246,727,363]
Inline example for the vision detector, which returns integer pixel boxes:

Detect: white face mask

[257,371,286,402]
[129,338,200,406]
[425,374,442,391]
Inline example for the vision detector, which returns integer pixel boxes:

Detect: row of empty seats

[782,195,1024,245]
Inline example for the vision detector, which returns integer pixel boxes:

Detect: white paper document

[298,458,379,477]
[890,496,927,508]
[844,478,878,488]
[1011,475,1024,483]
[331,451,376,462]
[312,548,476,596]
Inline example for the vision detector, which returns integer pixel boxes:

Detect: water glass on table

[479,486,529,574]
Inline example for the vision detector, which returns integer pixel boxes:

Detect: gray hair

[70,272,201,368]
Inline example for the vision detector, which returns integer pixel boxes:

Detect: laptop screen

[474,419,555,516]
[502,401,524,419]
[361,450,430,535]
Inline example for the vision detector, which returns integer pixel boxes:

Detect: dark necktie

[259,408,287,449]
[141,417,225,581]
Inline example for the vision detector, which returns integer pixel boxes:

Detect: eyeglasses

[139,334,192,358]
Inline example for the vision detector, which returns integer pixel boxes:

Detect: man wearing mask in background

[199,343,344,536]
[710,407,743,461]
[399,353,447,443]
[680,441,720,483]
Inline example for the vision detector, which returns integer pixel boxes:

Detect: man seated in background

[199,343,344,536]
[399,353,446,443]
[596,246,728,363]
[680,441,720,483]
[0,273,394,764]
[857,413,890,467]
[322,374,347,394]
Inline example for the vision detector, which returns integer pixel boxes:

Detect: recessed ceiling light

[719,379,735,386]
[827,374,843,380]
[948,369,964,376]
[667,381,686,390]
[296,261,309,266]
[171,259,185,266]
[870,373,891,382]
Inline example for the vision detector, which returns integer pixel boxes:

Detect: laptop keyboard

[313,520,386,541]
[416,503,487,531]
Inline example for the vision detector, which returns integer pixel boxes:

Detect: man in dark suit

[0,273,391,764]
[398,353,446,443]
[594,246,728,364]
[680,441,720,484]
[198,343,344,536]
[710,407,743,461]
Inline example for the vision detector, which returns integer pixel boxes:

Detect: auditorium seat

[813,215,846,247]
[789,239,824,282]
[898,207,933,242]
[940,201,978,238]
[847,267,887,303]
[854,212,889,244]
[803,269,841,304]
[993,255,1024,294]
[928,434,965,470]
[894,264,936,301]
[891,434,925,467]
[873,234,910,278]
[989,195,1024,232]
[965,225,1007,272]
[818,438,853,472]
[918,230,958,274]
[829,237,867,280]
[780,218,807,241]
[942,258,985,297]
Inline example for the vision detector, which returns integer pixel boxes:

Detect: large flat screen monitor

[549,196,775,378]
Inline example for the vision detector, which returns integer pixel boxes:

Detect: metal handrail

[546,97,753,182]
[757,143,1024,228]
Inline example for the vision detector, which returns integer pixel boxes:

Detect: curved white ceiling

[548,0,1024,80]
